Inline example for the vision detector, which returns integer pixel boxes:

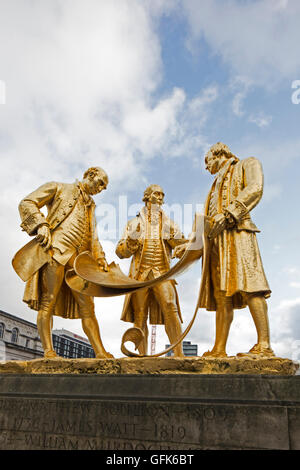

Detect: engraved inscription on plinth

[0,393,298,450]
[0,398,197,450]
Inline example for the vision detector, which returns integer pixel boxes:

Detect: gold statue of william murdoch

[13,167,113,359]
[116,184,187,357]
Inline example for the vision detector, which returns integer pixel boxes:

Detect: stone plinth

[0,364,299,450]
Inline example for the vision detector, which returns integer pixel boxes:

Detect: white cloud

[122,87,186,156]
[284,267,300,275]
[182,0,300,86]
[165,85,219,160]
[144,0,181,16]
[229,76,273,127]
[0,0,166,189]
[230,76,253,117]
[0,0,219,194]
[271,297,300,358]
[188,86,219,114]
[248,113,272,128]
[290,282,300,288]
[232,92,246,117]
[274,0,289,11]
[231,138,300,178]
[272,244,281,254]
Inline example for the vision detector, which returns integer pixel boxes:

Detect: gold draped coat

[17,181,105,319]
[199,157,271,311]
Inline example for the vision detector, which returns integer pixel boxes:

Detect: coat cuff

[20,213,48,235]
[225,199,248,222]
[115,240,133,259]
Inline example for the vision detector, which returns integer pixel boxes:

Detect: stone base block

[0,373,299,450]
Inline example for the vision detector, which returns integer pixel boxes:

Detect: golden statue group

[12,142,275,360]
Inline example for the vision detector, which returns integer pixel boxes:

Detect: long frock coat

[198,156,271,311]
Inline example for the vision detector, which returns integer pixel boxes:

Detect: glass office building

[165,340,198,357]
[52,329,95,359]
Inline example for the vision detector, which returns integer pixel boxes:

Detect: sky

[0,0,300,361]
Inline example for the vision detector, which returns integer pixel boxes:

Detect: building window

[0,323,5,339]
[11,328,19,344]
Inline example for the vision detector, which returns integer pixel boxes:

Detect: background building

[165,340,198,357]
[0,310,94,360]
[0,309,43,360]
[52,329,95,359]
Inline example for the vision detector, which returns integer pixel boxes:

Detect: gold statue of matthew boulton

[13,167,113,359]
[116,184,187,357]
[175,142,274,358]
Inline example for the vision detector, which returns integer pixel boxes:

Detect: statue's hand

[208,213,227,239]
[126,237,140,254]
[126,222,141,254]
[36,225,52,251]
[97,257,109,272]
[172,243,188,259]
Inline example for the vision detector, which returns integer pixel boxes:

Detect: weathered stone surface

[0,374,299,450]
[0,356,298,375]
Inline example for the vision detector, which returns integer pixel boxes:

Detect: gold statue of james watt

[13,167,113,359]
[176,143,274,358]
[116,184,187,357]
